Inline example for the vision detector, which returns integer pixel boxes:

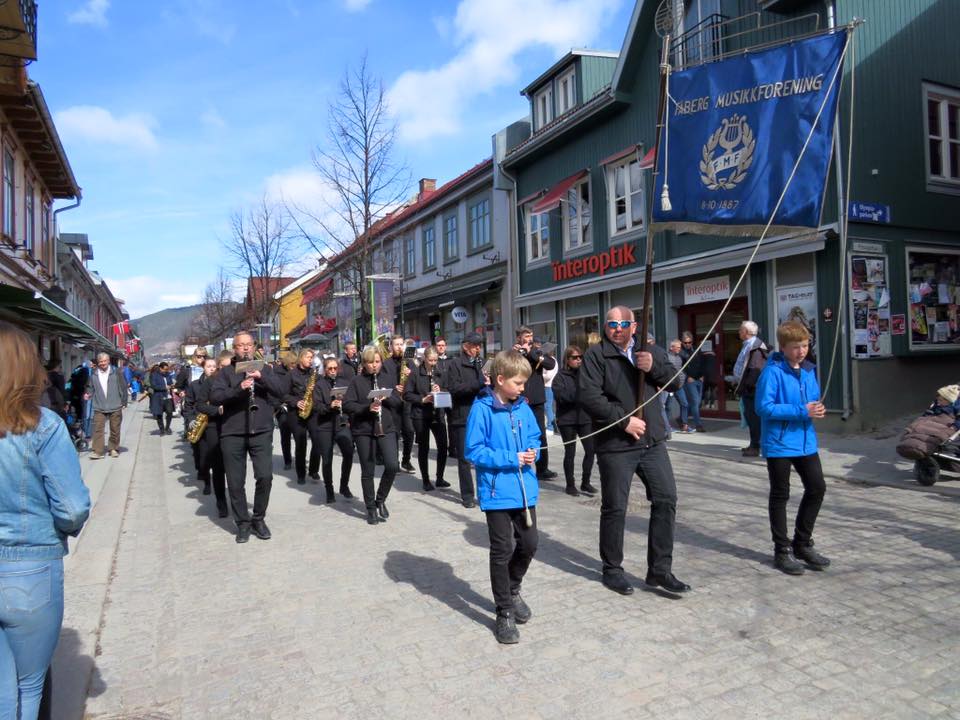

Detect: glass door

[678,297,748,418]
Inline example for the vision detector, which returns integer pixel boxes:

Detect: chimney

[418,178,437,200]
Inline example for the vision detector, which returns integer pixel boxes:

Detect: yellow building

[272,267,326,352]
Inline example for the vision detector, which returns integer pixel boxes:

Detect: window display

[906,247,960,349]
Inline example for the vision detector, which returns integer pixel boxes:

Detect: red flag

[112,320,131,336]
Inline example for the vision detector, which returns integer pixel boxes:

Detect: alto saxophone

[400,360,411,388]
[298,368,317,419]
[187,412,209,444]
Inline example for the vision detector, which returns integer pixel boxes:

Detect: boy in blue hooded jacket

[465,350,541,644]
[756,320,831,575]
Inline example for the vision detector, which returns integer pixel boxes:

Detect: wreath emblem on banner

[699,114,755,190]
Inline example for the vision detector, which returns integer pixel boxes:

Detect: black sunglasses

[569,355,583,360]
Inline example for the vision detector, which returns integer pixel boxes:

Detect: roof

[273,264,327,300]
[246,276,295,307]
[520,49,619,97]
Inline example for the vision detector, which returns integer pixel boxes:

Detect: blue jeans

[0,559,64,720]
[683,379,703,429]
[544,388,557,431]
[82,399,93,439]
[664,389,688,427]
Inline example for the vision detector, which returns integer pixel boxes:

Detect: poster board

[849,254,892,359]
[775,283,819,368]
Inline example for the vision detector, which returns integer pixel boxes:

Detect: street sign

[848,201,891,224]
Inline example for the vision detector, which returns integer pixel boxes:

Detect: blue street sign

[848,201,891,224]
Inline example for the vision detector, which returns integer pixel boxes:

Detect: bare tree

[190,269,245,348]
[288,54,410,345]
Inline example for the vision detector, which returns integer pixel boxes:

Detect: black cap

[463,331,483,345]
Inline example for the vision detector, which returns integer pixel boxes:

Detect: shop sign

[848,201,891,224]
[684,275,730,304]
[451,306,469,324]
[852,240,884,255]
[551,244,636,282]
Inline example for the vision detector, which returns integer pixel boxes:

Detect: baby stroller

[65,411,89,452]
[896,412,960,486]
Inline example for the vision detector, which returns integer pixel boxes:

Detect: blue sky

[36,0,633,317]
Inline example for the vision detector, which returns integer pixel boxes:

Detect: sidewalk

[56,408,960,719]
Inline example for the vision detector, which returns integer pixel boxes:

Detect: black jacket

[174,364,193,392]
[313,375,344,432]
[403,364,444,423]
[209,360,286,437]
[553,367,590,427]
[284,365,317,421]
[445,352,486,426]
[680,346,706,381]
[579,337,681,452]
[343,369,402,437]
[338,355,360,382]
[184,375,221,442]
[521,347,556,406]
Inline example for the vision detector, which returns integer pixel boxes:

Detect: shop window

[563,179,591,252]
[906,247,960,349]
[422,225,436,271]
[607,157,645,238]
[526,205,550,264]
[444,214,458,261]
[566,314,599,351]
[924,82,960,194]
[468,198,490,252]
[534,85,553,131]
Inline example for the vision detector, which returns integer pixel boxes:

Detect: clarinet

[373,373,385,437]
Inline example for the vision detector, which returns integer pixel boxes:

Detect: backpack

[736,345,768,398]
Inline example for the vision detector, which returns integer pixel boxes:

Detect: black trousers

[486,507,538,614]
[354,432,399,509]
[220,431,274,526]
[530,403,550,474]
[596,442,677,577]
[285,412,318,481]
[766,453,826,552]
[447,424,475,502]
[413,416,448,483]
[742,394,761,448]
[401,403,414,462]
[154,399,173,433]
[192,432,226,506]
[278,410,292,465]
[558,423,595,486]
[312,428,336,486]
[334,425,354,487]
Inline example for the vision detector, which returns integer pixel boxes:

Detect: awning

[638,147,655,170]
[0,285,114,349]
[598,145,655,170]
[530,169,589,214]
[300,277,333,306]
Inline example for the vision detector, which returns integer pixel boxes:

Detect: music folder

[330,386,349,399]
[366,388,394,400]
[433,391,452,409]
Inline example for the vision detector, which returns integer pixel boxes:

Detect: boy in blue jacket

[465,350,541,644]
[756,321,830,575]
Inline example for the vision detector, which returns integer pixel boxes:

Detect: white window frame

[557,67,576,116]
[924,82,960,195]
[422,224,436,270]
[606,156,646,239]
[525,205,550,265]
[562,178,592,252]
[534,85,553,131]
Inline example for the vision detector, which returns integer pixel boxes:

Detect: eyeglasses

[606,320,634,329]
[569,355,583,360]
[195,355,207,359]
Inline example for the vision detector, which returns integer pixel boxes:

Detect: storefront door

[677,297,748,419]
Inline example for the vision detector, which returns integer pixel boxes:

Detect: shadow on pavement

[50,626,105,720]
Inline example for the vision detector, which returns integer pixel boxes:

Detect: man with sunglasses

[175,347,210,439]
[580,306,691,597]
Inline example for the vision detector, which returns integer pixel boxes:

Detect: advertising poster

[849,255,891,358]
[371,279,395,340]
[776,284,818,365]
[334,295,355,346]
[891,314,906,336]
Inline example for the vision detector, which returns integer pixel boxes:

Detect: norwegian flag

[112,320,131,336]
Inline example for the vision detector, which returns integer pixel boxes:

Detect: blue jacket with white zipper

[755,352,820,458]
[465,388,540,512]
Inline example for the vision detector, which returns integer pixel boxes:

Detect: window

[557,68,576,115]
[24,181,34,255]
[607,157,646,237]
[526,207,550,264]
[468,198,490,252]
[403,235,415,276]
[382,240,395,273]
[2,150,13,239]
[422,225,436,270]
[534,85,553,130]
[443,214,458,261]
[906,247,960,349]
[41,200,50,265]
[563,179,591,251]
[925,82,960,193]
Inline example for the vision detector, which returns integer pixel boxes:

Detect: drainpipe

[498,161,519,342]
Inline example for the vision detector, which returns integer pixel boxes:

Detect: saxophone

[298,368,317,419]
[400,360,411,388]
[187,412,209,444]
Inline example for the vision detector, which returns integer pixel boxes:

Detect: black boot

[324,481,336,504]
[339,483,354,499]
[216,498,229,518]
[423,479,436,492]
[366,508,379,525]
[495,611,519,644]
[376,500,389,521]
[202,480,212,496]
[793,540,830,570]
[580,481,598,496]
[565,482,580,497]
[774,549,805,575]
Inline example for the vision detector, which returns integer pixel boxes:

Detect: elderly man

[445,331,487,507]
[733,320,768,457]
[84,352,128,459]
[580,306,691,596]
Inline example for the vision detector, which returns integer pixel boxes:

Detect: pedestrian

[403,346,449,492]
[67,362,88,425]
[0,320,91,720]
[679,332,706,432]
[312,356,346,503]
[183,357,228,517]
[210,332,286,544]
[580,305,691,596]
[541,340,558,435]
[664,340,690,432]
[44,360,67,422]
[382,336,415,473]
[149,362,174,435]
[84,352,128,458]
[283,349,319,486]
[734,320,768,457]
[465,350,541,644]
[513,326,558,480]
[339,341,360,380]
[445,331,488,507]
[552,345,597,497]
[756,320,830,575]
[343,345,401,525]
[274,351,296,471]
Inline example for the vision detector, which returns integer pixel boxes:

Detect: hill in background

[132,305,202,359]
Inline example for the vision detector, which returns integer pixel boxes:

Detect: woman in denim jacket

[0,321,91,719]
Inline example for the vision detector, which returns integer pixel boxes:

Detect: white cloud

[68,0,110,27]
[264,166,328,212]
[55,106,159,153]
[344,0,371,11]
[105,276,202,319]
[388,0,623,142]
[200,108,227,130]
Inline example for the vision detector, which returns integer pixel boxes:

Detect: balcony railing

[0,0,37,63]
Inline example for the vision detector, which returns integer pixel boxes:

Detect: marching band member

[312,356,346,503]
[382,336,415,472]
[283,349,319,486]
[403,346,449,492]
[184,357,228,517]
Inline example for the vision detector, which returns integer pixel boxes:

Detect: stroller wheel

[914,458,940,486]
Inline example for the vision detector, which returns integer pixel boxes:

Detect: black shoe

[602,575,634,595]
[202,482,212,496]
[462,498,476,509]
[366,508,379,525]
[436,479,451,488]
[236,525,251,544]
[310,472,321,481]
[165,428,173,435]
[251,519,271,540]
[580,482,598,496]
[217,501,229,518]
[792,542,830,570]
[401,460,415,473]
[511,593,532,624]
[325,483,336,504]
[645,571,691,594]
[339,484,354,499]
[376,500,389,521]
[495,612,519,644]
[296,477,306,485]
[423,479,436,492]
[283,461,292,470]
[741,447,760,457]
[774,550,805,575]
[565,484,580,497]
[540,469,559,480]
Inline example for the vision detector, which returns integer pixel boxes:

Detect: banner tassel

[660,184,672,212]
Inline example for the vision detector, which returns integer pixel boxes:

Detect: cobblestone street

[54,407,960,719]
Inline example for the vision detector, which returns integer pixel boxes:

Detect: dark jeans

[220,432,274,526]
[278,411,292,465]
[413,416,448,483]
[766,453,826,552]
[334,425,354,487]
[447,424,475,502]
[486,507,538,614]
[313,429,335,486]
[285,413,316,481]
[596,442,677,577]
[154,400,172,433]
[193,432,226,507]
[558,423,595,486]
[401,403,414,463]
[354,432,399,510]
[530,404,550,474]
[742,393,761,448]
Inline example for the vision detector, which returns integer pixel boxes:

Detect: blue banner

[651,30,848,236]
